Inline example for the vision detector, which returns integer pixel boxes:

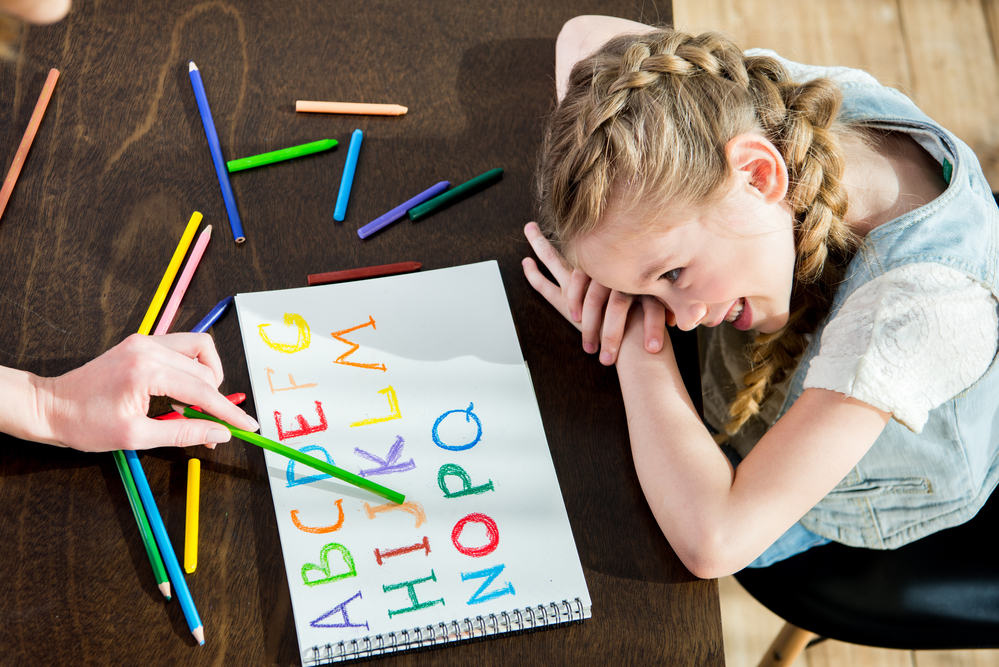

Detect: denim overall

[745,67,999,567]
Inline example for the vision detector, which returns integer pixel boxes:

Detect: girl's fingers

[522,258,574,322]
[641,295,668,353]
[598,290,634,365]
[581,281,611,354]
[524,222,572,286]
[566,269,591,322]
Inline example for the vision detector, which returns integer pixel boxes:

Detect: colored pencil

[154,392,246,421]
[174,406,405,504]
[295,101,407,116]
[334,129,363,222]
[227,139,337,172]
[113,450,171,599]
[408,167,504,221]
[308,261,422,287]
[138,212,202,335]
[153,225,212,336]
[124,450,205,645]
[189,61,245,243]
[190,295,234,333]
[357,181,450,239]
[185,458,200,574]
[0,68,59,223]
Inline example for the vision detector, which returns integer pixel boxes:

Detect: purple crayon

[357,181,450,239]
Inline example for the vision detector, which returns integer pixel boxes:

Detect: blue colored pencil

[124,450,205,645]
[188,61,245,244]
[334,129,363,222]
[357,181,450,239]
[191,296,234,333]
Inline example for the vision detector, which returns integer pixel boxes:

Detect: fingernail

[648,338,661,352]
[242,416,260,432]
[207,428,231,443]
[600,351,613,364]
[205,443,217,450]
[583,342,597,354]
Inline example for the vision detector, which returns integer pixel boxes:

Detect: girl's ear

[725,133,789,204]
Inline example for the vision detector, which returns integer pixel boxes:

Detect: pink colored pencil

[0,68,60,223]
[153,225,212,335]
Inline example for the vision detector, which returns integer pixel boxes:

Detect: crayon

[227,139,337,172]
[308,261,422,286]
[296,101,407,115]
[334,129,363,222]
[408,168,503,221]
[357,181,449,239]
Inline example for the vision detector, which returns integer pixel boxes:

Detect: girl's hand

[522,222,666,365]
[37,333,260,452]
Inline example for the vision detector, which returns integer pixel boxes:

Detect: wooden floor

[670,1,999,665]
[672,0,999,189]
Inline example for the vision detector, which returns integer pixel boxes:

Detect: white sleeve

[803,263,999,432]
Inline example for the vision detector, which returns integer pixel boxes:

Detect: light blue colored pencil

[334,129,363,221]
[124,449,205,645]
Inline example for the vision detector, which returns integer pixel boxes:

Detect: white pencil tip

[171,404,186,415]
[189,61,197,72]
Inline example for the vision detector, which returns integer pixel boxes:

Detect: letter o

[451,512,499,558]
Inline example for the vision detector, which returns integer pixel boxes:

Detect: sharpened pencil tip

[171,404,186,416]
[189,61,197,72]
[193,626,205,645]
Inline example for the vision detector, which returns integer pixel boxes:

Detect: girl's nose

[673,302,708,331]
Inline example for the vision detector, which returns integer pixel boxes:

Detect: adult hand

[37,333,259,452]
[522,222,666,365]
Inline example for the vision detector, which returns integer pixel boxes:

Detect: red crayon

[155,393,246,420]
[308,261,422,286]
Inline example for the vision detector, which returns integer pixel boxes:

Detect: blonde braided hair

[535,27,858,434]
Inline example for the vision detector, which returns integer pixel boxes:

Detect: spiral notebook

[234,261,591,664]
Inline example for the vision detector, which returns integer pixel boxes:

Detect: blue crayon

[357,181,450,239]
[190,296,234,333]
[188,61,245,244]
[123,450,205,645]
[334,129,363,222]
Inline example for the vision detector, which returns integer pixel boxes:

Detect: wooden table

[0,1,722,664]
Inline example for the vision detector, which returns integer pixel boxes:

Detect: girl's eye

[659,268,682,283]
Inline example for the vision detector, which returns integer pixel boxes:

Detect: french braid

[534,27,858,434]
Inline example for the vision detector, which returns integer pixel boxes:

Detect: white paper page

[234,262,591,663]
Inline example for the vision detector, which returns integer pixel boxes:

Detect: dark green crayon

[408,167,503,221]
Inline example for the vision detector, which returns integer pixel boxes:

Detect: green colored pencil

[175,406,405,504]
[226,139,338,172]
[112,450,171,599]
[407,167,503,221]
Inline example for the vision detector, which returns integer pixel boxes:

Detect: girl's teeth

[726,299,744,323]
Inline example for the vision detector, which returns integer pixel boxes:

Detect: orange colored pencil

[0,68,60,222]
[295,100,408,116]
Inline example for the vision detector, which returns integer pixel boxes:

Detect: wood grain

[0,1,725,665]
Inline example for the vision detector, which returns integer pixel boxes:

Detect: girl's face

[574,174,797,334]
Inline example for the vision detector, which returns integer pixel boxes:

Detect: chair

[734,487,999,666]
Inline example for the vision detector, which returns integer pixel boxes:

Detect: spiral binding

[303,598,589,665]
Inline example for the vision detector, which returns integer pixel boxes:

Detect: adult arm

[1,333,259,452]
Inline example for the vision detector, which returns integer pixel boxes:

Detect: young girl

[523,15,999,578]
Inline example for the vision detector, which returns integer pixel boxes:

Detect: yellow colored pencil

[185,458,200,574]
[138,211,203,335]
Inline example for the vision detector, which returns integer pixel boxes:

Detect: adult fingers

[641,295,668,353]
[566,269,591,323]
[132,416,233,450]
[144,332,226,385]
[150,365,259,432]
[598,290,634,365]
[524,222,572,287]
[581,281,612,354]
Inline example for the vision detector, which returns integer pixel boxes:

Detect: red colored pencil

[155,392,246,420]
[308,261,422,286]
[0,68,60,223]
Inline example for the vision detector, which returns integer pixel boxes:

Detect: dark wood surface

[0,1,722,665]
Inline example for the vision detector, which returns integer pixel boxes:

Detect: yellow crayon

[185,458,200,574]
